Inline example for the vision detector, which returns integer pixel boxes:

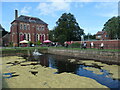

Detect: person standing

[90,42,94,48]
[83,42,87,49]
[100,43,104,49]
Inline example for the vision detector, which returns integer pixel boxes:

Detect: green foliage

[84,33,96,40]
[28,41,32,44]
[36,40,41,45]
[53,13,84,44]
[49,30,56,42]
[102,16,120,39]
[8,42,13,47]
[68,43,81,48]
[28,41,33,46]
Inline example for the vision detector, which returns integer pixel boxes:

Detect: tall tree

[49,30,56,42]
[54,13,84,44]
[84,33,96,40]
[102,16,120,39]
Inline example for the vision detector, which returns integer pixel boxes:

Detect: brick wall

[74,40,120,49]
[48,48,120,64]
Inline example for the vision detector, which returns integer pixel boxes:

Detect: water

[48,55,120,88]
[6,53,120,89]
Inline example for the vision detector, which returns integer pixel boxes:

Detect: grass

[1,46,120,52]
[49,46,120,52]
[2,47,48,51]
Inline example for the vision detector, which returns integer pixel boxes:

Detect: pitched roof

[96,31,106,35]
[11,15,47,24]
[0,24,5,31]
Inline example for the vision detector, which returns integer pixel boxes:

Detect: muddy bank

[1,56,108,88]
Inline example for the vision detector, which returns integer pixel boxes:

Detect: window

[39,26,44,30]
[24,34,26,40]
[24,24,27,30]
[97,35,101,38]
[42,26,44,30]
[20,24,23,29]
[27,25,30,30]
[39,27,41,30]
[40,34,42,41]
[36,26,39,30]
[36,34,39,41]
[42,34,45,41]
[105,35,108,37]
[27,34,30,41]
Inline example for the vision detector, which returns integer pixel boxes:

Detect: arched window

[36,34,40,41]
[24,33,26,40]
[42,34,45,41]
[19,33,24,41]
[27,34,29,41]
[40,34,42,41]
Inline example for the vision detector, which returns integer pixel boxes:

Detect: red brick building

[10,10,49,46]
[96,31,109,40]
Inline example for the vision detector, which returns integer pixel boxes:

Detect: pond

[19,53,120,89]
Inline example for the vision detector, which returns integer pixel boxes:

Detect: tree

[49,30,56,42]
[84,33,96,40]
[54,13,84,44]
[102,16,120,39]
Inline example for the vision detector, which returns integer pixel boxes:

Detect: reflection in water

[24,54,120,89]
[76,65,119,89]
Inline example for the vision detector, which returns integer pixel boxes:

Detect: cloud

[95,2,118,17]
[37,1,70,16]
[1,0,120,2]
[20,6,31,15]
[74,2,89,8]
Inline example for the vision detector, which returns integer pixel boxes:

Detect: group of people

[81,42,104,49]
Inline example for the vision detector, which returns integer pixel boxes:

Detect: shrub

[68,43,81,48]
[8,42,13,47]
[36,40,41,45]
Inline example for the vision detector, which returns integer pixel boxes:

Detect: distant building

[96,31,109,40]
[10,10,49,46]
[0,24,8,37]
[2,32,11,46]
[0,24,9,46]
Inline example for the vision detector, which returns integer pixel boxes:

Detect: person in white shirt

[90,42,94,48]
[100,43,104,49]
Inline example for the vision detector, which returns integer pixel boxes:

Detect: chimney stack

[15,10,18,19]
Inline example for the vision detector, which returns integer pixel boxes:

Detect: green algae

[2,56,108,88]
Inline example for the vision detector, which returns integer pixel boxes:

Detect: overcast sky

[1,0,119,35]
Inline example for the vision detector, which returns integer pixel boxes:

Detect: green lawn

[1,46,120,52]
[49,46,120,52]
[2,47,48,51]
